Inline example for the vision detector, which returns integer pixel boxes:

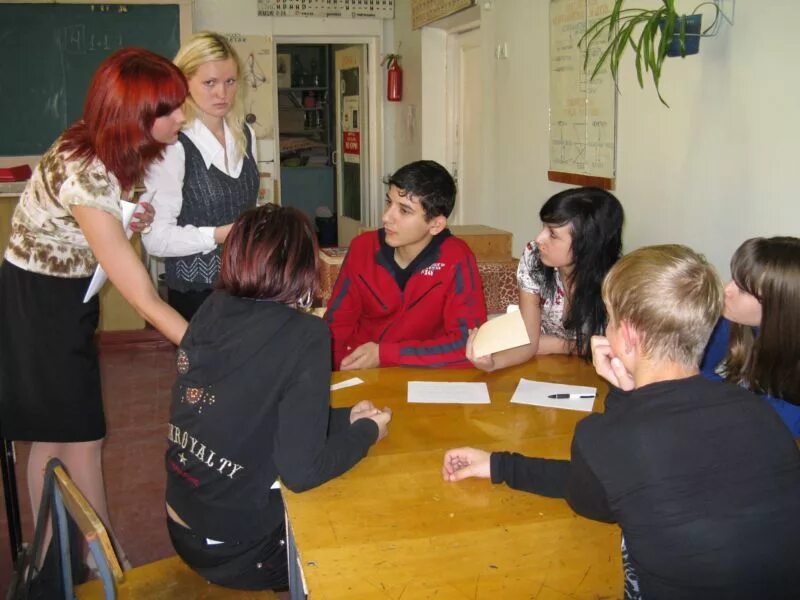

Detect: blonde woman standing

[143,32,259,320]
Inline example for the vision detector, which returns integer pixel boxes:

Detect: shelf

[281,129,326,135]
[279,87,327,92]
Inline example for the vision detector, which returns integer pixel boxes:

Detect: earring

[297,289,313,310]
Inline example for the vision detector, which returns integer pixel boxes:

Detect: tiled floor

[0,340,178,592]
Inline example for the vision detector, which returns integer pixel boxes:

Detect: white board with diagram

[549,0,616,189]
[224,33,274,140]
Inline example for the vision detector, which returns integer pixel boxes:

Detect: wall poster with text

[549,0,616,189]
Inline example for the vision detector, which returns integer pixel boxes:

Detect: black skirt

[0,260,105,442]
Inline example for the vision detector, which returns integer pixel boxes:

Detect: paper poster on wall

[548,0,616,189]
[224,33,274,140]
[342,95,360,164]
[257,0,394,19]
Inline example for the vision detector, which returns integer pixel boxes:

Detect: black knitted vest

[165,127,259,292]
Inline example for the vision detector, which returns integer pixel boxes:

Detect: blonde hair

[174,31,247,159]
[602,245,722,367]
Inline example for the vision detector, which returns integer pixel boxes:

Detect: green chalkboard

[0,3,181,156]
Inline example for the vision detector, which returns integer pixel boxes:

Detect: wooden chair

[35,459,277,599]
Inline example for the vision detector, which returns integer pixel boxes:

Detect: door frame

[420,19,481,223]
[272,35,383,232]
[445,24,481,226]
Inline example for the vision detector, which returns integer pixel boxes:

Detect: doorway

[334,44,369,247]
[447,26,482,226]
[275,39,378,249]
[276,43,337,245]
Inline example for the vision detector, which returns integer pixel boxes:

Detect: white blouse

[141,120,258,258]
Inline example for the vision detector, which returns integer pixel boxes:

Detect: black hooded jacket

[165,291,378,542]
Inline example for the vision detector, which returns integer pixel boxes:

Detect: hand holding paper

[471,309,531,358]
[83,200,138,302]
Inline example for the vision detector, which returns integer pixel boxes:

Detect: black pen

[547,393,596,399]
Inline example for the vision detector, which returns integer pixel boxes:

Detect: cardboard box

[356,224,513,262]
[450,225,513,262]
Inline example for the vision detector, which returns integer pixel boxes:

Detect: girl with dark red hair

[0,48,190,569]
[165,204,391,592]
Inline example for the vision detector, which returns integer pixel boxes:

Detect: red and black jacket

[325,229,487,369]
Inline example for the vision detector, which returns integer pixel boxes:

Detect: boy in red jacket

[325,160,487,370]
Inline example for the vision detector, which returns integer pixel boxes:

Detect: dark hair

[385,160,456,220]
[539,187,624,360]
[59,48,187,190]
[725,236,800,403]
[218,204,319,302]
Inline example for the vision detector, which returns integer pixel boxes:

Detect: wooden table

[282,357,622,599]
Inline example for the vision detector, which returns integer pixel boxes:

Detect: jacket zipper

[405,282,442,311]
[378,282,442,342]
[358,274,388,310]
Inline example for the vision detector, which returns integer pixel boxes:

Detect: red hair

[59,48,187,190]
[219,204,319,302]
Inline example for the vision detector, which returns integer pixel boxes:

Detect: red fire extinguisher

[385,54,402,102]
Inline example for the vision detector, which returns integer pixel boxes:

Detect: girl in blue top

[701,236,800,437]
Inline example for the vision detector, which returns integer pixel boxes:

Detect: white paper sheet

[82,200,138,303]
[472,309,530,357]
[510,378,597,412]
[408,381,491,404]
[330,377,364,391]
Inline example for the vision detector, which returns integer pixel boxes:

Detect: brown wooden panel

[548,170,615,191]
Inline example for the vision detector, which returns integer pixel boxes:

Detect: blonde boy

[443,245,800,599]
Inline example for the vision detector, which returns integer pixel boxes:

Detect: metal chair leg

[1,436,23,568]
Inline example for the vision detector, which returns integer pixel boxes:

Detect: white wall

[613,0,800,274]
[386,0,423,169]
[390,0,800,277]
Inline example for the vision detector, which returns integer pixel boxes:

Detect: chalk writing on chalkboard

[0,3,181,156]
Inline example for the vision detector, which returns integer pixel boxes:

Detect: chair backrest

[51,464,125,584]
[11,459,125,600]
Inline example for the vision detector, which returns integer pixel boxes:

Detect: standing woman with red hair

[0,48,190,566]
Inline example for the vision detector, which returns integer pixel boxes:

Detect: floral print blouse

[516,241,574,341]
[5,135,123,278]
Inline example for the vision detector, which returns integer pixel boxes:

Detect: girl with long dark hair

[701,236,800,437]
[469,187,623,371]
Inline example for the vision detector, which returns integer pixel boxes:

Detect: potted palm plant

[579,0,720,106]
